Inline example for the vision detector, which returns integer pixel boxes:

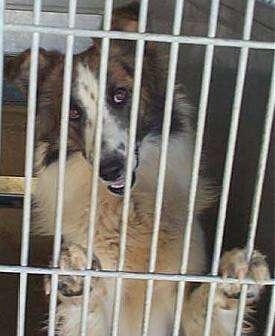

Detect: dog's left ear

[5,48,62,96]
[112,1,140,32]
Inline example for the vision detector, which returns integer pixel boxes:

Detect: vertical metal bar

[142,1,185,334]
[265,285,275,336]
[246,53,275,259]
[234,51,275,336]
[47,1,77,335]
[233,284,249,335]
[111,1,149,335]
[142,44,180,336]
[172,1,220,335]
[16,2,41,335]
[0,0,5,166]
[203,1,255,335]
[79,1,113,335]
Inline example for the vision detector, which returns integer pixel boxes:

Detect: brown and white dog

[6,2,270,335]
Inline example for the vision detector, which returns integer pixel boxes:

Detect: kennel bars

[0,1,274,336]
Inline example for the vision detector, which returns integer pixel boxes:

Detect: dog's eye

[112,87,128,105]
[69,101,82,120]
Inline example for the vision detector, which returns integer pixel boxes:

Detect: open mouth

[107,172,136,196]
[102,145,140,196]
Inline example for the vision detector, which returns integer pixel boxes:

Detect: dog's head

[6,2,166,195]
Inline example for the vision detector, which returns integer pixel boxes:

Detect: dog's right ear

[5,48,62,96]
[112,1,140,32]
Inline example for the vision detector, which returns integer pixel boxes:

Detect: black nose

[100,154,124,182]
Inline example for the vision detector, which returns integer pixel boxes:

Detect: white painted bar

[173,0,221,334]
[47,1,77,335]
[17,2,41,335]
[142,1,185,334]
[265,284,275,336]
[112,1,149,334]
[0,264,274,284]
[80,1,113,335]
[4,23,275,50]
[234,50,275,336]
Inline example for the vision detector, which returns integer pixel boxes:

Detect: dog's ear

[112,1,140,32]
[5,48,62,96]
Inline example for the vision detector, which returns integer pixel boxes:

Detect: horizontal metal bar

[4,9,102,54]
[5,1,105,14]
[4,24,275,50]
[0,264,273,285]
[0,176,37,194]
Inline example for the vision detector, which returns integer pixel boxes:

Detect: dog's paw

[217,248,270,307]
[44,244,100,300]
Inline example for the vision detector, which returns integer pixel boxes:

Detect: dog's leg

[44,243,108,336]
[182,248,270,336]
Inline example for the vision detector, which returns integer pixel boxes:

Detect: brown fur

[41,156,269,335]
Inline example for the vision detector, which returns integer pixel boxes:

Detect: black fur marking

[43,148,77,167]
[43,148,59,167]
[120,61,134,77]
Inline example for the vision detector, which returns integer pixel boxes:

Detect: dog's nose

[100,154,124,182]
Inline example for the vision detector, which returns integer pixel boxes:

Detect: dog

[6,2,270,335]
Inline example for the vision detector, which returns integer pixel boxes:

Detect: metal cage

[0,1,274,336]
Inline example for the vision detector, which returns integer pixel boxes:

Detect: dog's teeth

[111,184,124,189]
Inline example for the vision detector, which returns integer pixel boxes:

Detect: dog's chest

[94,207,151,272]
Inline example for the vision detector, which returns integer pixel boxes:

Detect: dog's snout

[100,154,124,182]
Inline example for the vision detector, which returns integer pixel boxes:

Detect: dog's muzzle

[99,146,139,196]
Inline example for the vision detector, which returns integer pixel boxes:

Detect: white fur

[34,141,49,174]
[218,309,238,335]
[76,63,129,162]
[102,113,128,155]
[76,63,99,159]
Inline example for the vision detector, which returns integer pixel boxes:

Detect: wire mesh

[0,1,274,336]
